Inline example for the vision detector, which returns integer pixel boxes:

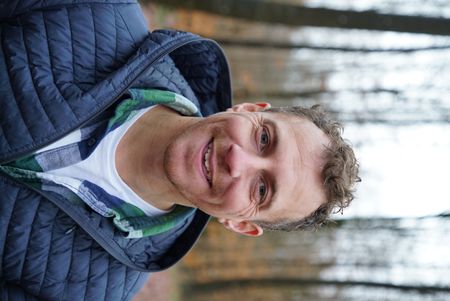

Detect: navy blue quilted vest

[0,1,232,300]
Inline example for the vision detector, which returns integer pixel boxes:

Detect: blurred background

[135,1,450,300]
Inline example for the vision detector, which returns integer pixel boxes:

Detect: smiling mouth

[203,140,213,185]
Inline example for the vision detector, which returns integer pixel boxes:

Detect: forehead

[259,111,328,222]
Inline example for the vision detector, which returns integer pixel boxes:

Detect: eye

[259,127,270,150]
[257,179,267,203]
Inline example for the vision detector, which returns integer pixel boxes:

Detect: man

[0,1,359,300]
[115,100,353,236]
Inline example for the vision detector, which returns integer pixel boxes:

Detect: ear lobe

[226,102,271,113]
[217,218,264,237]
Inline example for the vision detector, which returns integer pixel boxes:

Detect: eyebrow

[264,118,279,210]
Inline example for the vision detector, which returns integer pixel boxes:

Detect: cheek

[217,181,254,214]
[198,177,258,220]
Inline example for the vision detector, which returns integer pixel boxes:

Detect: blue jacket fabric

[0,1,232,300]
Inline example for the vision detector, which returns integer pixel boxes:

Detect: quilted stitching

[0,178,20,277]
[0,3,149,163]
[24,15,59,132]
[21,197,51,296]
[171,41,230,116]
[1,24,36,147]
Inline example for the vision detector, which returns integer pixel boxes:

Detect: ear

[226,102,271,113]
[217,218,264,237]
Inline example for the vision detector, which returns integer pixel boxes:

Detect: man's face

[164,106,329,234]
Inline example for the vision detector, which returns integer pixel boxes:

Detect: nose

[225,143,266,178]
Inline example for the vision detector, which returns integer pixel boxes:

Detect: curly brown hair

[255,105,360,231]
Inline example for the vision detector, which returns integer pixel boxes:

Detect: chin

[164,142,200,205]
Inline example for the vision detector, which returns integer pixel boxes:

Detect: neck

[115,105,198,210]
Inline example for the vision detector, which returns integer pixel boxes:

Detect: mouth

[202,139,213,186]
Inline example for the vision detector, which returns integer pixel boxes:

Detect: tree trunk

[144,0,450,36]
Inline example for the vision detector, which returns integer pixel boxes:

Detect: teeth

[204,143,212,183]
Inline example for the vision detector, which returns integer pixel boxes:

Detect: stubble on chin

[163,139,196,206]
